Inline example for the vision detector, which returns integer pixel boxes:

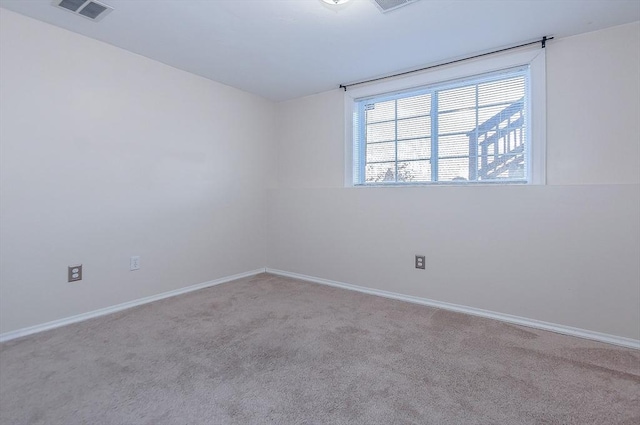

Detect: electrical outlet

[415,255,425,270]
[68,264,82,282]
[130,256,140,271]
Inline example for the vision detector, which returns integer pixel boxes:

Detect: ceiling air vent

[371,0,419,13]
[52,0,113,21]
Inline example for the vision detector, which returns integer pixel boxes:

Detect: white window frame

[344,48,546,186]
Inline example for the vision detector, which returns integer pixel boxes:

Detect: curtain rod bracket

[339,84,347,92]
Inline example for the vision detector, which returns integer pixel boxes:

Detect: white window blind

[353,67,530,185]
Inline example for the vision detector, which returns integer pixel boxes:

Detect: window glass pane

[366,142,396,163]
[481,132,524,156]
[438,85,475,112]
[477,154,525,180]
[438,109,477,134]
[366,162,396,183]
[397,116,430,140]
[477,104,506,127]
[438,158,470,181]
[355,68,530,186]
[501,109,524,131]
[476,102,526,160]
[365,100,395,123]
[400,160,431,182]
[478,77,525,106]
[366,121,395,143]
[507,126,526,153]
[397,93,431,119]
[398,138,430,161]
[438,134,469,158]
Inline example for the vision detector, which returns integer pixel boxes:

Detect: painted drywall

[0,9,274,333]
[268,22,640,339]
[546,22,640,185]
[275,90,345,189]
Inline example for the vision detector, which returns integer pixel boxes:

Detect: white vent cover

[371,0,419,13]
[52,0,113,21]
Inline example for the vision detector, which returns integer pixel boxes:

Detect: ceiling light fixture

[322,0,350,5]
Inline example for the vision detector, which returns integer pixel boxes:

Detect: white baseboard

[266,268,640,350]
[0,268,266,343]
[4,267,638,350]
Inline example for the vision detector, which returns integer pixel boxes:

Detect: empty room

[0,0,639,423]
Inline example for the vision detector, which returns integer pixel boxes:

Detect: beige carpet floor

[0,273,639,424]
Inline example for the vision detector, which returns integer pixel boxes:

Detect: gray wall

[0,10,274,333]
[268,22,640,340]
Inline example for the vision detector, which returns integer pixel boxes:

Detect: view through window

[354,67,529,185]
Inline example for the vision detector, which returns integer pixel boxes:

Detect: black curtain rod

[339,36,553,91]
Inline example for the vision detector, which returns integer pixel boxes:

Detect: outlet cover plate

[130,256,140,271]
[415,255,425,269]
[68,264,82,282]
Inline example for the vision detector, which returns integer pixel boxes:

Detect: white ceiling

[1,0,639,102]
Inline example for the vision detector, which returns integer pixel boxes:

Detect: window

[347,49,545,186]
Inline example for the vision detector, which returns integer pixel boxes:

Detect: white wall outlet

[130,256,140,271]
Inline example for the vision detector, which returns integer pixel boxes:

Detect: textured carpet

[0,273,638,425]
